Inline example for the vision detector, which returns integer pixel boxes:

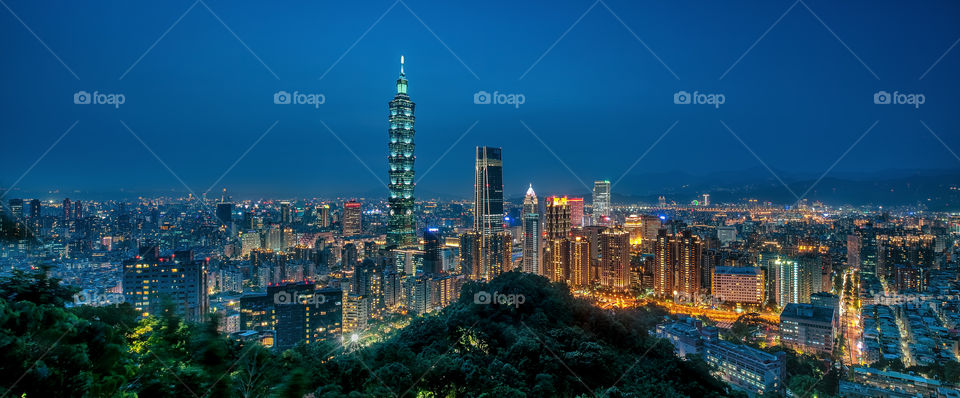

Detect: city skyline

[1,1,958,201]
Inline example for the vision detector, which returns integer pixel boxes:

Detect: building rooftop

[780,303,835,323]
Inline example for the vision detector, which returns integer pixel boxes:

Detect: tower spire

[400,55,405,77]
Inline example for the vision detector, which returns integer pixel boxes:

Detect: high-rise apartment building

[600,228,630,291]
[568,197,584,227]
[386,56,417,248]
[544,196,571,240]
[654,229,703,299]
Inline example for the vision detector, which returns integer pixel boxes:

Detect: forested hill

[0,268,735,397]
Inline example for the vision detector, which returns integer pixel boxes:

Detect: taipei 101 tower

[386,56,417,248]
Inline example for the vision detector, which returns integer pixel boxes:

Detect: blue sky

[1,0,958,200]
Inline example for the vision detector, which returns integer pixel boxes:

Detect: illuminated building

[568,197,584,227]
[600,228,630,291]
[521,184,540,274]
[770,256,819,306]
[387,56,417,248]
[542,238,570,283]
[342,293,370,334]
[474,146,507,278]
[877,234,935,280]
[316,204,330,228]
[703,332,786,396]
[654,229,702,299]
[711,266,764,305]
[779,303,837,356]
[545,196,571,240]
[894,264,928,292]
[624,215,643,247]
[342,201,362,237]
[122,248,209,322]
[570,236,591,287]
[240,231,261,257]
[592,180,611,225]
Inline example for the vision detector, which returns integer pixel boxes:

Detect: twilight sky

[1,0,958,200]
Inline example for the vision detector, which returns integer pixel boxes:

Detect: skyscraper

[521,184,540,274]
[387,55,417,248]
[592,180,611,225]
[474,146,506,279]
[342,201,362,237]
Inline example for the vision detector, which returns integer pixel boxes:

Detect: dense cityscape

[2,1,959,397]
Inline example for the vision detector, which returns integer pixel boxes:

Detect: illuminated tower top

[397,55,407,94]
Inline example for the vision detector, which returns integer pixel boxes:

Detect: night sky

[1,0,958,200]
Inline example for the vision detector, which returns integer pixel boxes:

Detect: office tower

[474,146,506,278]
[568,197,584,227]
[779,303,838,356]
[711,266,764,305]
[342,201,362,236]
[122,248,209,322]
[62,198,71,222]
[521,184,541,274]
[459,231,481,279]
[599,228,630,291]
[216,202,233,225]
[654,229,703,299]
[592,180,611,224]
[280,201,292,224]
[544,196,571,240]
[423,228,443,275]
[317,204,330,228]
[569,236,591,287]
[387,56,417,248]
